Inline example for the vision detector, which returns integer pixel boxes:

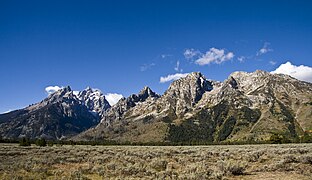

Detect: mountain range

[0,70,311,143]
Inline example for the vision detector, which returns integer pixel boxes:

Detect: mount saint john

[0,70,311,143]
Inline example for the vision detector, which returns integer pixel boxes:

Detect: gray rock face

[75,71,312,143]
[99,86,160,127]
[77,87,111,116]
[26,86,77,112]
[1,70,312,143]
[138,86,160,101]
[161,72,213,116]
[0,86,111,140]
[228,76,238,89]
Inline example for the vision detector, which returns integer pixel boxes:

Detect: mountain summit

[74,71,312,143]
[1,70,312,142]
[0,86,108,140]
[77,87,111,116]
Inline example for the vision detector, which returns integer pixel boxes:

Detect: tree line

[0,133,311,147]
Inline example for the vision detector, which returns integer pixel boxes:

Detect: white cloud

[269,60,277,65]
[45,86,62,94]
[140,63,155,72]
[271,61,312,83]
[160,73,189,83]
[105,93,123,106]
[257,42,273,56]
[183,48,201,59]
[195,48,234,65]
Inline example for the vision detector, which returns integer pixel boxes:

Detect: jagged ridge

[74,71,312,143]
[0,86,110,140]
[1,70,312,143]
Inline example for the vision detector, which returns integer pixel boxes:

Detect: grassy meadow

[0,143,312,179]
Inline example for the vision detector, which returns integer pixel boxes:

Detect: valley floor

[0,143,311,179]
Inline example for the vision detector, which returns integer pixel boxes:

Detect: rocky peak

[120,87,159,108]
[44,86,77,104]
[26,85,82,114]
[138,86,160,101]
[161,72,213,116]
[230,70,269,79]
[30,86,111,117]
[77,87,111,114]
[1,85,100,140]
[99,86,160,125]
[229,70,272,93]
[51,86,72,96]
[78,87,101,100]
[63,85,72,92]
[164,72,213,103]
[254,69,270,76]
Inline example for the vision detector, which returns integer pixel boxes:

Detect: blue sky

[1,0,312,112]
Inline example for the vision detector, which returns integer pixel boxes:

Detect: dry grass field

[0,143,311,179]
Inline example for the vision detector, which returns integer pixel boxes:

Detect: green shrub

[35,138,47,147]
[269,133,291,144]
[19,137,31,146]
[301,132,312,143]
[47,141,54,146]
[218,160,246,176]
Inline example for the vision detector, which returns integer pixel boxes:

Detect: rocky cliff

[74,71,312,143]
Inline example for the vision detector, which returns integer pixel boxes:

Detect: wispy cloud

[161,54,172,59]
[237,56,246,62]
[45,86,62,94]
[271,61,312,83]
[140,63,155,72]
[160,73,189,83]
[269,60,277,65]
[195,48,234,65]
[183,48,201,60]
[174,60,183,72]
[257,42,273,56]
[105,93,123,106]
